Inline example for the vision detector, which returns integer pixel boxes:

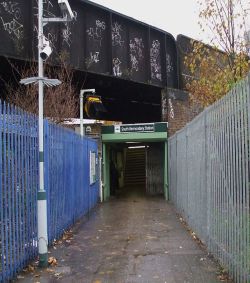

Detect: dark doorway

[108,142,164,198]
[145,143,165,196]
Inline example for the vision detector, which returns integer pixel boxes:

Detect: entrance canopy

[101,122,168,201]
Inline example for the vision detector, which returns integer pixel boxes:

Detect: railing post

[204,109,209,244]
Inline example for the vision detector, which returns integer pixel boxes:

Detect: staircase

[124,148,146,187]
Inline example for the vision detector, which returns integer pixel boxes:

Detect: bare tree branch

[4,52,79,124]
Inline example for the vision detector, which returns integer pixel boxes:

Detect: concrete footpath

[16,194,229,283]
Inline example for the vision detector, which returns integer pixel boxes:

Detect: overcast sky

[89,0,250,44]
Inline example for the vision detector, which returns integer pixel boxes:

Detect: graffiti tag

[1,16,23,39]
[0,1,23,41]
[112,22,124,47]
[150,40,162,81]
[166,53,174,76]
[89,51,100,64]
[168,98,174,119]
[113,57,122,77]
[86,19,106,46]
[129,37,144,72]
[0,1,21,19]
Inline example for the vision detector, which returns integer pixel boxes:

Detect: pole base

[39,253,48,268]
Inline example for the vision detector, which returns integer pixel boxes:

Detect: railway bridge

[0,0,193,123]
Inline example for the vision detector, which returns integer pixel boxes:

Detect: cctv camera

[58,0,74,20]
[40,38,52,61]
[40,45,52,60]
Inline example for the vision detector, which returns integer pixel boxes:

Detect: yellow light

[87,97,101,103]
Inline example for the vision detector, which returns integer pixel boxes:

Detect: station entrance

[101,122,168,201]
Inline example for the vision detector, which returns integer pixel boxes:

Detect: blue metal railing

[45,121,99,243]
[0,101,99,282]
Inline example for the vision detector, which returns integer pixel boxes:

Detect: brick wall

[162,88,203,137]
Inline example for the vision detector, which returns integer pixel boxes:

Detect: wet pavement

[16,190,226,283]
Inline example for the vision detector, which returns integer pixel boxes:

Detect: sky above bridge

[90,0,250,45]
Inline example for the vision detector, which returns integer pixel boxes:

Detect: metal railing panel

[45,122,100,244]
[169,74,250,282]
[0,102,99,282]
[186,113,207,242]
[0,102,39,282]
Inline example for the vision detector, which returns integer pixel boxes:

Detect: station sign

[114,123,155,133]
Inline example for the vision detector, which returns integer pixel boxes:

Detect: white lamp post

[20,0,75,267]
[80,89,95,136]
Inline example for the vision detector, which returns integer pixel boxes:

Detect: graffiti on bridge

[150,39,162,81]
[0,1,23,40]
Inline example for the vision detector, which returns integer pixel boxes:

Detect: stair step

[125,174,145,177]
[124,148,146,186]
[125,170,145,173]
[125,177,145,181]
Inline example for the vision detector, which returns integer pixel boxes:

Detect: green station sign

[101,122,168,135]
[114,124,155,133]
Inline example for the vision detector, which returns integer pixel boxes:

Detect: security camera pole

[37,0,74,267]
[37,0,48,267]
[21,0,74,268]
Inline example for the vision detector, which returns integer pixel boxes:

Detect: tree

[2,52,78,124]
[185,0,250,106]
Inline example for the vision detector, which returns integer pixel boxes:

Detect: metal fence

[45,122,99,244]
[169,74,250,283]
[0,101,100,282]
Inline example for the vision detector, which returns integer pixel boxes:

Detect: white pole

[80,90,84,136]
[37,0,48,267]
[79,89,95,136]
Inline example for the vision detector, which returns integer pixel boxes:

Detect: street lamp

[20,0,75,267]
[80,89,96,136]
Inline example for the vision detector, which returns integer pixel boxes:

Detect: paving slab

[15,195,230,283]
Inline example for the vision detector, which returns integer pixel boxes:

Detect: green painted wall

[164,141,169,200]
[103,143,110,201]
